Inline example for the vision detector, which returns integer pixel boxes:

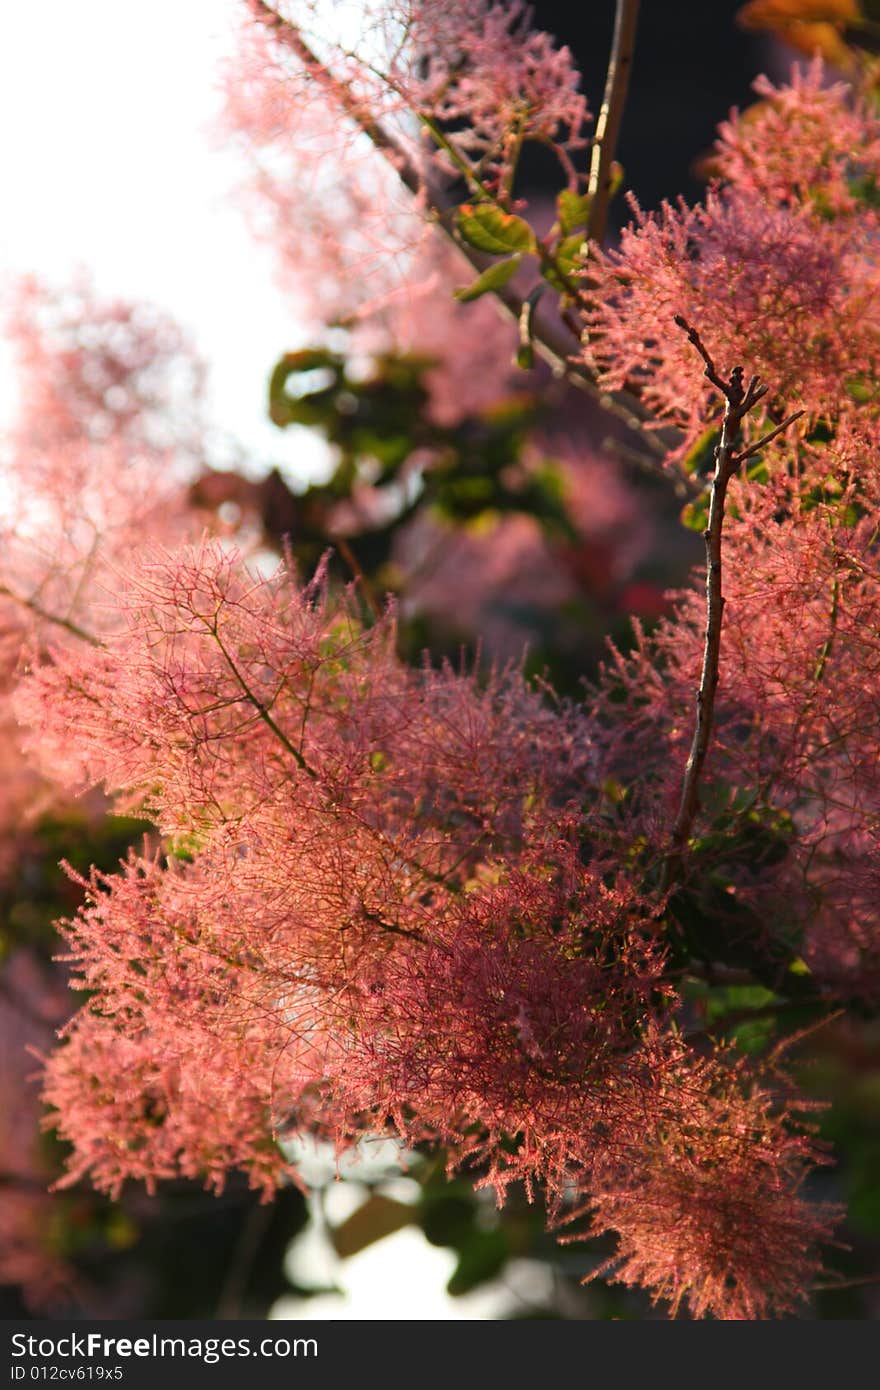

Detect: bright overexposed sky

[271,1139,558,1320]
[0,0,323,477]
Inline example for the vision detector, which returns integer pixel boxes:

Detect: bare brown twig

[732,411,804,467]
[661,316,797,891]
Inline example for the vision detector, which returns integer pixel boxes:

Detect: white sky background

[0,0,548,1320]
[0,0,323,479]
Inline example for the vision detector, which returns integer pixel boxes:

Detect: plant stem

[329,534,383,622]
[662,318,771,890]
[208,622,319,780]
[588,0,640,246]
[0,583,101,648]
[247,0,677,468]
[813,575,839,687]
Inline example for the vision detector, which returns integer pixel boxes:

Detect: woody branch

[663,315,802,887]
[246,0,681,468]
[587,0,639,246]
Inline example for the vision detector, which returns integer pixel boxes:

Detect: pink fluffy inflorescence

[582,1058,837,1320]
[222,29,428,324]
[9,25,870,1321]
[225,0,589,320]
[713,60,880,219]
[0,276,205,653]
[587,189,880,448]
[15,541,838,1317]
[587,63,880,456]
[395,0,590,190]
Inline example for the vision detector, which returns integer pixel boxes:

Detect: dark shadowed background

[528,2,772,216]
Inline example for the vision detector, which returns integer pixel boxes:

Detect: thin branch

[813,1271,880,1293]
[329,534,383,622]
[0,583,101,648]
[208,622,319,781]
[248,0,677,468]
[813,574,840,686]
[587,0,640,246]
[661,317,794,891]
[604,434,702,500]
[359,901,427,945]
[731,410,805,467]
[683,999,826,1047]
[247,0,421,195]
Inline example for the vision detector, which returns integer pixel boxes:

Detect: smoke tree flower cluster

[16,543,836,1319]
[224,0,590,325]
[0,277,205,653]
[0,275,208,878]
[222,44,426,325]
[241,0,589,191]
[0,273,316,1315]
[389,0,590,189]
[587,62,880,450]
[5,0,880,1320]
[592,463,880,995]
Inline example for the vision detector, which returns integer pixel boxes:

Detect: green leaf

[848,170,880,208]
[419,1189,477,1249]
[556,188,593,233]
[846,374,875,404]
[541,267,563,292]
[446,1228,510,1296]
[275,348,338,374]
[555,233,588,279]
[268,349,342,427]
[682,425,720,476]
[513,461,578,540]
[516,341,535,370]
[608,161,625,198]
[680,494,710,532]
[457,204,536,255]
[453,255,522,302]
